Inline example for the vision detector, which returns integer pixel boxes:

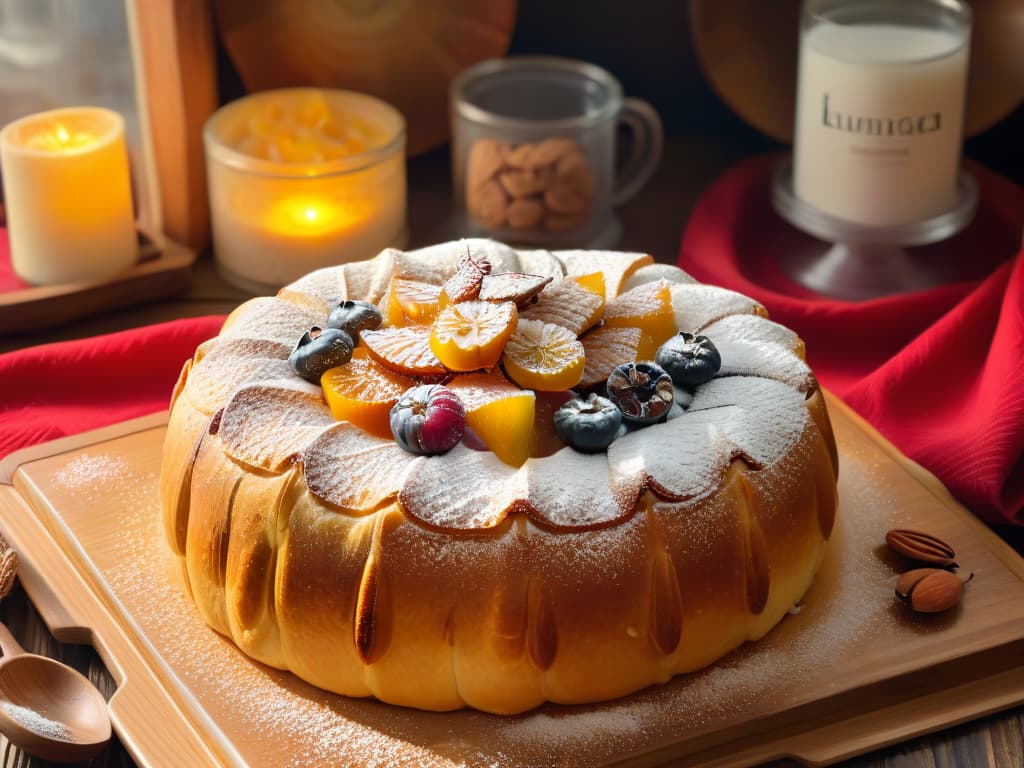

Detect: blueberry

[606,362,675,424]
[327,300,382,341]
[655,332,721,388]
[289,326,354,383]
[553,394,623,452]
[390,385,466,455]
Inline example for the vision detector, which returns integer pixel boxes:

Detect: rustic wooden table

[1,140,1022,767]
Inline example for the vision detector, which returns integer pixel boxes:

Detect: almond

[885,528,957,568]
[469,179,508,228]
[895,568,972,613]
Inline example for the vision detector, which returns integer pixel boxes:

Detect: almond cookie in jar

[450,56,662,248]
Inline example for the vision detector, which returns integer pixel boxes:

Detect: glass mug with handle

[450,56,663,248]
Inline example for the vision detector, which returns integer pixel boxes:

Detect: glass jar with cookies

[450,56,662,248]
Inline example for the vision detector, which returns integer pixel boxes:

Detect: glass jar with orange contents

[204,88,407,292]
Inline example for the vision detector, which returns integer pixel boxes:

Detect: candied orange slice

[572,271,606,299]
[321,347,415,438]
[558,250,654,300]
[430,300,517,372]
[519,276,604,336]
[360,326,447,377]
[384,276,441,327]
[578,325,643,389]
[501,319,585,391]
[447,371,535,467]
[602,280,675,359]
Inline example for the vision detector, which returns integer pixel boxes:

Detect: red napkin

[678,154,1024,526]
[0,315,225,460]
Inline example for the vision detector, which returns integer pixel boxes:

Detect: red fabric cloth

[678,154,1024,525]
[0,315,225,459]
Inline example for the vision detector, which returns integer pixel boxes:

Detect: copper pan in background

[690,0,1024,142]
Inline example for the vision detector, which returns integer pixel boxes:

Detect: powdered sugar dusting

[55,453,129,495]
[621,263,696,292]
[183,339,292,416]
[670,283,763,332]
[525,447,639,529]
[713,339,816,394]
[701,314,802,355]
[219,297,323,348]
[399,444,525,530]
[687,377,808,468]
[220,383,334,472]
[513,249,565,280]
[303,424,421,512]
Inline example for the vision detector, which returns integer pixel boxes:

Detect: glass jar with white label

[792,0,971,227]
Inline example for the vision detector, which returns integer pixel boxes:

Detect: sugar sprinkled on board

[54,453,129,495]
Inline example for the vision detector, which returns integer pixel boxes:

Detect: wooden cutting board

[1,393,1023,767]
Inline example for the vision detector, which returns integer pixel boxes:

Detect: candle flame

[55,124,70,144]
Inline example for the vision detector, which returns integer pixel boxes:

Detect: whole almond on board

[895,568,972,613]
[885,528,958,568]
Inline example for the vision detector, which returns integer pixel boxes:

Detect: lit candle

[1,106,136,284]
[792,0,970,227]
[204,88,407,291]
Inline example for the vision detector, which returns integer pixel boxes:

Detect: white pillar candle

[793,16,969,227]
[1,107,137,285]
[204,88,407,292]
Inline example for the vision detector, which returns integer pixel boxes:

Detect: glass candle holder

[792,0,971,227]
[204,88,407,292]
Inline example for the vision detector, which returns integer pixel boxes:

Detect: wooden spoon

[0,621,111,763]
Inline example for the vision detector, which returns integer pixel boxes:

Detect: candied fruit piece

[447,371,536,467]
[602,280,675,359]
[430,300,517,372]
[519,275,604,336]
[384,276,442,327]
[321,347,416,438]
[501,319,585,392]
[361,326,448,378]
[578,325,643,389]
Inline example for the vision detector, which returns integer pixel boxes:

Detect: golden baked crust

[161,241,838,714]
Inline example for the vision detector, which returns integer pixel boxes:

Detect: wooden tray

[0,230,196,336]
[1,393,1022,767]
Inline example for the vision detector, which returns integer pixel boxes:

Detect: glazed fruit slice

[557,249,654,300]
[602,279,676,360]
[321,347,416,438]
[578,325,643,389]
[383,276,442,327]
[519,275,604,336]
[447,371,536,467]
[430,300,517,372]
[478,272,552,306]
[501,319,585,391]
[439,250,490,306]
[360,326,448,377]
